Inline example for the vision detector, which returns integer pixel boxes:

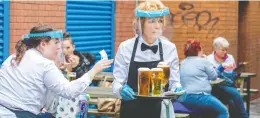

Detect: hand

[222,63,233,68]
[120,84,135,101]
[222,71,238,79]
[66,55,80,68]
[216,64,225,73]
[174,87,185,93]
[41,108,47,113]
[89,59,114,75]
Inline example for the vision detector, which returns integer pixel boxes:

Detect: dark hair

[13,24,55,65]
[184,39,201,57]
[63,32,74,45]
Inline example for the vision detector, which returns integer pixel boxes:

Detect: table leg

[246,77,250,116]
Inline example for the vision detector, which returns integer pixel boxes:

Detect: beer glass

[68,72,77,81]
[138,68,151,96]
[157,62,170,88]
[151,68,163,96]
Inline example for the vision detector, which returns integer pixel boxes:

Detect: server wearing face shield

[112,1,184,118]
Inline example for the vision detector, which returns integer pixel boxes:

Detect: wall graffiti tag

[170,2,220,37]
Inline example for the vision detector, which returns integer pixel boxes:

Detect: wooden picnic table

[209,72,257,116]
[237,72,257,115]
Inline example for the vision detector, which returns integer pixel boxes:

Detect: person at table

[207,37,248,118]
[0,24,113,118]
[112,1,184,118]
[60,32,96,78]
[179,39,228,118]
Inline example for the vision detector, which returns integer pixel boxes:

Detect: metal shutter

[0,1,9,65]
[66,1,115,71]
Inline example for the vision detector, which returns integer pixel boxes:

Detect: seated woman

[61,32,96,79]
[178,39,228,118]
[41,32,98,117]
[207,37,248,118]
[0,24,113,118]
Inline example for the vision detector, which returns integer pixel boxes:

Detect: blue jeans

[212,85,248,118]
[179,93,228,118]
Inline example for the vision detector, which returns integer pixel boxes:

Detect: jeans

[212,85,248,118]
[179,93,228,118]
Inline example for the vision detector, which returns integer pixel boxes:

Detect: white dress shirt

[0,49,93,116]
[112,36,181,98]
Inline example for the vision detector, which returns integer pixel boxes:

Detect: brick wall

[9,1,65,54]
[115,1,238,61]
[114,1,136,52]
[238,1,260,99]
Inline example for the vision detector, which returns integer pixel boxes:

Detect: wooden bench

[84,87,120,118]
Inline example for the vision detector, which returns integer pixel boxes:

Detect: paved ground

[250,98,260,118]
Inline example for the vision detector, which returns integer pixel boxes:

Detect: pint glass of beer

[68,72,77,81]
[151,68,163,96]
[157,62,170,87]
[138,68,151,96]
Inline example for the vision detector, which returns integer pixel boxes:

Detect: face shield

[22,30,64,63]
[135,4,173,41]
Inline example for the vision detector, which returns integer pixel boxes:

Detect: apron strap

[158,40,164,61]
[130,36,139,63]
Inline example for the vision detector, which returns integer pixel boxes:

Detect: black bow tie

[141,43,158,54]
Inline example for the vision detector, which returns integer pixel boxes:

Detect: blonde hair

[133,1,166,35]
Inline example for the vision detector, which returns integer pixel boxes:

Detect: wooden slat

[175,113,190,118]
[237,88,259,93]
[239,72,257,78]
[84,87,117,98]
[89,98,98,104]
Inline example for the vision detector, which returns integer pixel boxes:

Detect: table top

[84,87,116,98]
[210,78,225,85]
[239,72,257,78]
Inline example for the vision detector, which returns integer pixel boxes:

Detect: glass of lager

[157,62,170,90]
[68,72,77,81]
[151,68,163,96]
[138,68,151,96]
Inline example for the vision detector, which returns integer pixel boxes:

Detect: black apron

[120,37,164,118]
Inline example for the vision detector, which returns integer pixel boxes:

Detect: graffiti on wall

[170,2,220,38]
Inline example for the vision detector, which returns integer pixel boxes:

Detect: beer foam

[157,64,170,68]
[158,62,168,65]
[151,68,163,71]
[138,68,150,71]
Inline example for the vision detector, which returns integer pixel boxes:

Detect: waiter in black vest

[112,1,185,118]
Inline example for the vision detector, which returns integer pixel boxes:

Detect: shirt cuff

[170,82,182,92]
[112,81,123,99]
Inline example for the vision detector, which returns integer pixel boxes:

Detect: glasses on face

[147,18,164,24]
